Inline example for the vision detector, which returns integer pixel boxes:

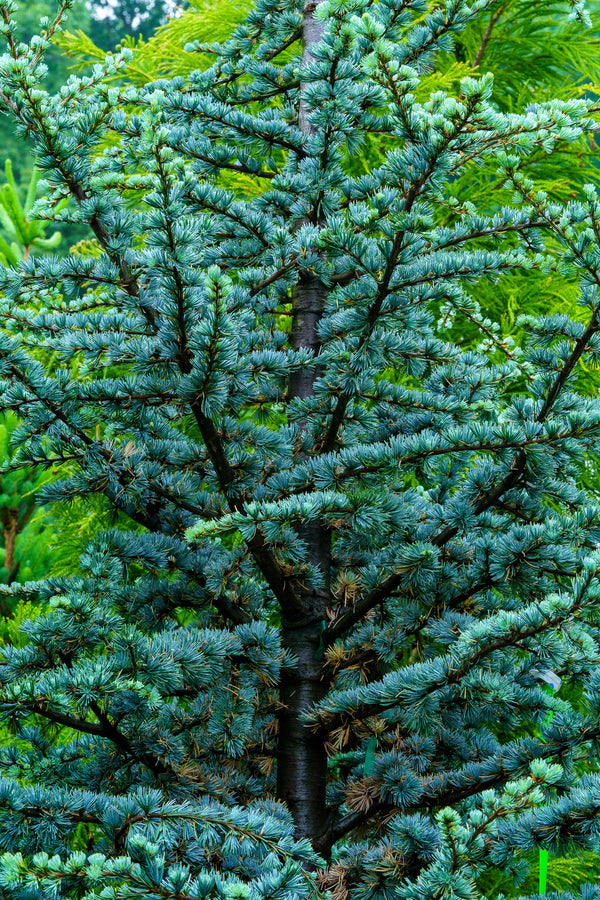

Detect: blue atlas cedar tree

[0,0,600,897]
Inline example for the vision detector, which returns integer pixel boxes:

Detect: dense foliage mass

[1,0,600,897]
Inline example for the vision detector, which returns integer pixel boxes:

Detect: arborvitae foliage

[2,0,600,897]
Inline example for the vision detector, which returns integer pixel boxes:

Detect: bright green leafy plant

[0,160,63,265]
[0,1,599,899]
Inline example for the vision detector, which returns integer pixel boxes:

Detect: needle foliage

[58,0,600,346]
[0,1,600,899]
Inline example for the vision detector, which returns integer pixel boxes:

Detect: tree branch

[325,295,600,641]
[328,723,596,846]
[316,97,483,454]
[31,703,106,736]
[472,3,509,69]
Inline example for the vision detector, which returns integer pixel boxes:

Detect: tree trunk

[288,273,327,404]
[2,509,17,575]
[277,619,330,856]
[275,0,331,857]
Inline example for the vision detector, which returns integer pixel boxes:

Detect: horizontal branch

[328,721,595,846]
[190,402,307,621]
[250,255,302,297]
[31,702,106,736]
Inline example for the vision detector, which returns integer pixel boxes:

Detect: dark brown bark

[472,3,509,69]
[277,620,330,856]
[297,0,325,139]
[275,0,332,857]
[288,273,326,404]
[1,508,17,574]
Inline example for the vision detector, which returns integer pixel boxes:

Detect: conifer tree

[2,0,600,898]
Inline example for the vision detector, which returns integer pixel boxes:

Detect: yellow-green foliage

[452,0,600,106]
[480,850,600,897]
[57,0,252,84]
[0,600,42,648]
